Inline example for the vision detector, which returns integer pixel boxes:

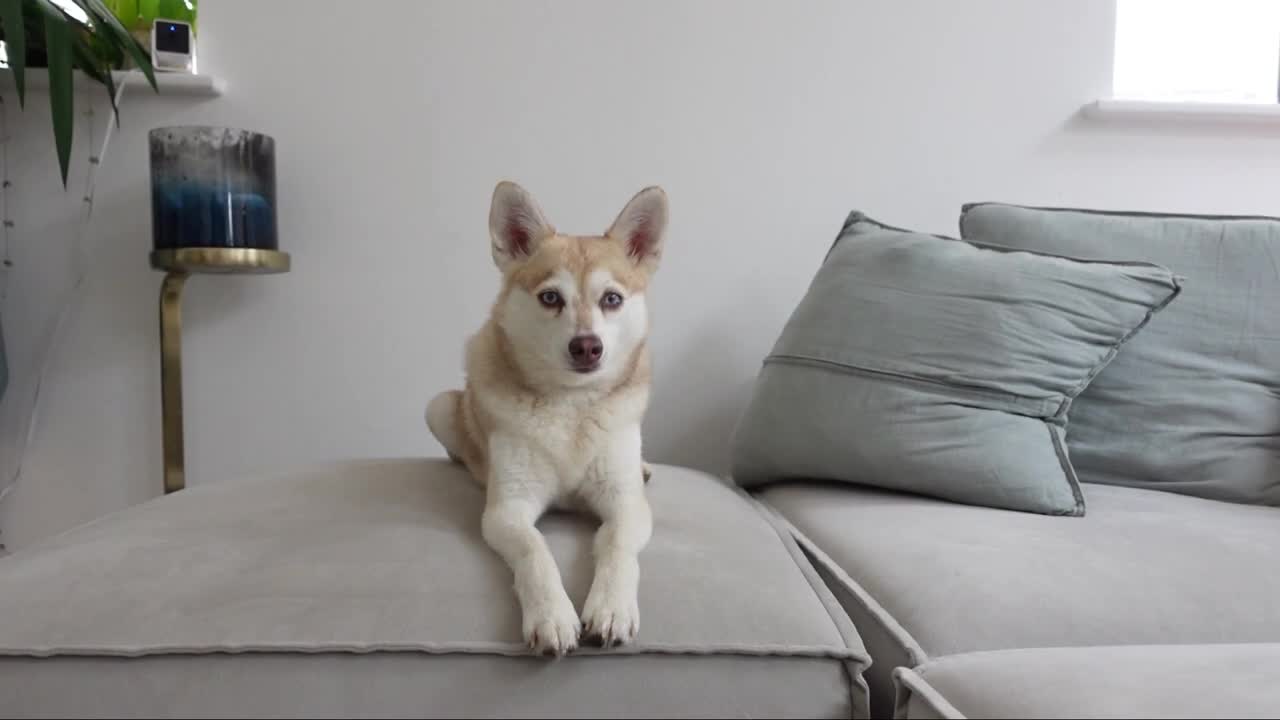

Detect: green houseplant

[0,1,158,405]
[0,0,157,186]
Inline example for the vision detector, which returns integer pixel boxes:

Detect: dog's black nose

[569,334,604,365]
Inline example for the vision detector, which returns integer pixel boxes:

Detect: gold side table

[151,248,290,494]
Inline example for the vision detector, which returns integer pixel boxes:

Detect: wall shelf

[3,70,223,97]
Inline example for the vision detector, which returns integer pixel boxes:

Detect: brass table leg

[159,271,189,494]
[151,248,289,494]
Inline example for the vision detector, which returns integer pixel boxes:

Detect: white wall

[2,0,1278,550]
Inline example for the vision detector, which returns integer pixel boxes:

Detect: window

[1113,0,1280,104]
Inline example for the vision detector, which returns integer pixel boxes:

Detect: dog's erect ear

[489,181,555,270]
[606,186,668,273]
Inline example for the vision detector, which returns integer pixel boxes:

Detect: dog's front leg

[482,441,580,657]
[581,436,652,647]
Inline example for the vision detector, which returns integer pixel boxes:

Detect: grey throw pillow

[960,202,1280,506]
[730,212,1182,515]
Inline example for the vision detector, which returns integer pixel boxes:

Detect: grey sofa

[761,482,1280,717]
[742,203,1280,718]
[0,459,871,718]
[3,203,1278,720]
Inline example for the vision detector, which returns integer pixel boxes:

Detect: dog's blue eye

[538,290,562,307]
[601,291,624,309]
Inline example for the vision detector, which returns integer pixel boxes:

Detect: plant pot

[104,0,198,38]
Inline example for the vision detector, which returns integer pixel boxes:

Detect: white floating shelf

[1082,98,1280,124]
[4,69,223,97]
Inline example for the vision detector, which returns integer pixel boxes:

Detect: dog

[426,181,667,657]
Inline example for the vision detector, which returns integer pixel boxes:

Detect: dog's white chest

[522,397,611,474]
[480,386,643,498]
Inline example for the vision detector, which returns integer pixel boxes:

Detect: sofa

[0,459,870,718]
[735,202,1280,717]
[1,203,1277,719]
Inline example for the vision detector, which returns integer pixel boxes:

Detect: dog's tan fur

[427,181,667,656]
[441,234,654,487]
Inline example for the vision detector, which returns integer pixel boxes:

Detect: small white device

[150,18,196,74]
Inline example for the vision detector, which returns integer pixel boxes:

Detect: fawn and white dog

[426,181,667,656]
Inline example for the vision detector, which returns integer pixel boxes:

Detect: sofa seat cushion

[757,481,1280,715]
[894,643,1280,719]
[0,459,868,718]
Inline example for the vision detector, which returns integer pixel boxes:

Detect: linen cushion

[758,481,1280,715]
[732,211,1180,515]
[894,644,1280,719]
[960,202,1280,506]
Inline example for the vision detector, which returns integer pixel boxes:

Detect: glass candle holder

[149,126,278,251]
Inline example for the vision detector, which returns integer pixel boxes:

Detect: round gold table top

[150,247,291,275]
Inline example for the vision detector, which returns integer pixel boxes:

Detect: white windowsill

[1083,98,1280,124]
[3,70,222,97]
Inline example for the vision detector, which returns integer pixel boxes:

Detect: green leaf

[0,0,26,106]
[72,30,120,125]
[34,0,76,186]
[74,0,157,92]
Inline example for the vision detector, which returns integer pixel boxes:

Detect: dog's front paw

[523,593,581,658]
[581,586,640,648]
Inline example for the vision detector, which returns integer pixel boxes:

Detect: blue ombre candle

[149,127,278,250]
